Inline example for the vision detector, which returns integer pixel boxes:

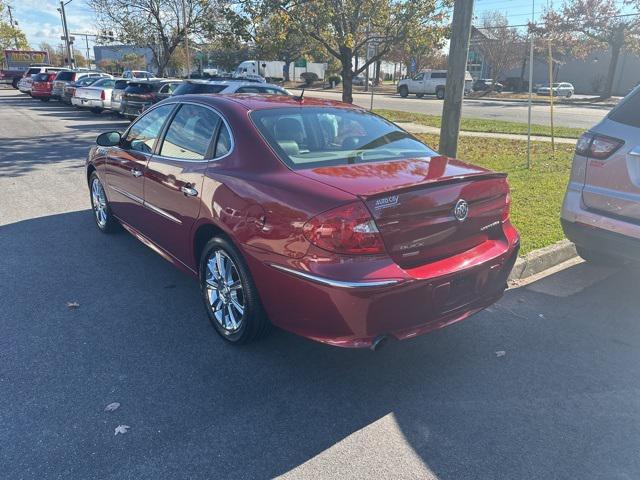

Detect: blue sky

[10,0,97,52]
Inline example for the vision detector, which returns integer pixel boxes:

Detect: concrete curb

[509,239,577,281]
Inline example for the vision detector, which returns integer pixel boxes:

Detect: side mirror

[96,131,121,147]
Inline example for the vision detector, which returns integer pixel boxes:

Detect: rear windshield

[172,83,226,95]
[27,67,41,75]
[114,80,129,89]
[33,73,50,82]
[250,107,436,169]
[132,71,151,78]
[75,76,99,86]
[55,71,75,81]
[608,89,640,128]
[125,83,154,94]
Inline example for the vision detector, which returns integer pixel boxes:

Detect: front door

[143,103,226,265]
[104,104,176,228]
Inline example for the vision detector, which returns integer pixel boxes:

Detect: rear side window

[431,72,447,79]
[114,80,128,89]
[55,71,75,81]
[172,83,227,95]
[608,89,640,128]
[27,68,41,75]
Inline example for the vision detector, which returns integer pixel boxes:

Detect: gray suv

[561,86,640,264]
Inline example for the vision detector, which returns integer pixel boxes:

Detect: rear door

[142,103,224,264]
[104,104,176,228]
[582,90,640,221]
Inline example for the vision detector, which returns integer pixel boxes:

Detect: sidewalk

[398,121,577,144]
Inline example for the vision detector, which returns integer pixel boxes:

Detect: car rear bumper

[122,102,149,118]
[244,222,519,348]
[561,185,640,262]
[72,98,103,108]
[31,90,51,98]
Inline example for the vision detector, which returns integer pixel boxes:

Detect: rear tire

[436,87,445,100]
[90,107,103,114]
[12,78,19,89]
[399,86,408,98]
[565,91,573,98]
[199,236,271,345]
[40,97,50,102]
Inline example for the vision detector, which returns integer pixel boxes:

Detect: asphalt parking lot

[1,88,639,480]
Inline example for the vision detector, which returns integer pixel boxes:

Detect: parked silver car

[537,82,574,98]
[561,85,640,264]
[72,77,121,113]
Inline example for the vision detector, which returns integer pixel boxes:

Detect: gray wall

[505,49,640,96]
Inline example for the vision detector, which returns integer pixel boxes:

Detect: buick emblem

[454,199,469,222]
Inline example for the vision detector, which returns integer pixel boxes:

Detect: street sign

[294,58,307,68]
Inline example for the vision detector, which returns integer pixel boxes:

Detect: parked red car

[86,95,519,349]
[30,72,57,101]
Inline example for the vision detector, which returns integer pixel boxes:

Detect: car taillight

[575,132,624,160]
[303,202,385,255]
[101,90,106,100]
[502,191,511,222]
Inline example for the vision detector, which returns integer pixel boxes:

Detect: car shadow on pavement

[2,211,640,480]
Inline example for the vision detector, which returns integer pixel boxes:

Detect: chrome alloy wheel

[91,178,108,228]
[205,250,245,334]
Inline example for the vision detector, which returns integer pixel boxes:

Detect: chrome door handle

[180,185,198,197]
[131,169,143,177]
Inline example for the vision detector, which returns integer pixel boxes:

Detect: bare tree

[475,11,523,87]
[88,0,220,76]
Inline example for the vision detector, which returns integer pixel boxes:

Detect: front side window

[251,107,436,169]
[413,73,424,81]
[123,104,174,153]
[159,104,220,160]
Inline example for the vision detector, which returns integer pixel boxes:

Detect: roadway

[295,89,612,130]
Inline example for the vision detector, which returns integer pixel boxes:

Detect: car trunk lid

[296,156,509,267]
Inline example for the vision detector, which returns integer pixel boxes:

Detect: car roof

[175,93,363,111]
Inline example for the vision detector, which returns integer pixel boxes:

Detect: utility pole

[181,0,191,78]
[440,0,474,158]
[6,5,19,49]
[58,1,73,68]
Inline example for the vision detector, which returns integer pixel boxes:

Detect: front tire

[199,236,270,344]
[399,86,408,98]
[436,87,445,100]
[89,172,119,233]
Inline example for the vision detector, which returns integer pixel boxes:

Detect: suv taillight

[303,202,385,255]
[575,132,624,160]
[101,90,106,100]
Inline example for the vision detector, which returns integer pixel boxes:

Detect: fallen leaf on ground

[104,402,120,412]
[66,302,80,309]
[495,350,506,357]
[114,425,130,435]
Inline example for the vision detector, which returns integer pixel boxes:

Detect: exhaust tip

[370,335,389,352]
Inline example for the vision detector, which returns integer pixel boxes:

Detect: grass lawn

[376,109,585,139]
[414,133,575,256]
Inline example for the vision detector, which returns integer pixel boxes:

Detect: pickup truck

[0,69,24,89]
[397,70,474,99]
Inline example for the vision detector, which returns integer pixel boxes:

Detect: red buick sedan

[87,94,519,349]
